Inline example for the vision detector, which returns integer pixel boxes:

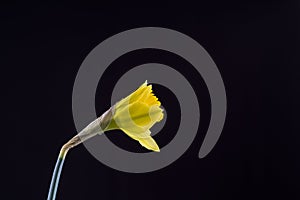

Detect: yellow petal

[129,81,149,104]
[132,84,152,104]
[144,93,161,106]
[138,136,160,152]
[112,102,148,133]
[149,105,164,122]
[115,81,148,110]
[121,129,160,152]
[129,102,151,126]
[106,81,164,152]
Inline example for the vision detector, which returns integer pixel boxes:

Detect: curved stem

[47,147,68,200]
[47,135,81,200]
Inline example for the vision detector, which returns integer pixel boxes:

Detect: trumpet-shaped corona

[105,81,164,152]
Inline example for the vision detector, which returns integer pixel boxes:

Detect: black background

[4,1,300,200]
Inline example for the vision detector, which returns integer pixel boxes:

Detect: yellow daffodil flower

[47,81,164,200]
[105,81,164,152]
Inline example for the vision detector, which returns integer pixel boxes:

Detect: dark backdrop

[3,1,300,200]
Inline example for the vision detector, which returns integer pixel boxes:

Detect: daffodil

[47,81,164,200]
[105,81,164,152]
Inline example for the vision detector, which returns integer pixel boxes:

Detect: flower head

[105,81,164,152]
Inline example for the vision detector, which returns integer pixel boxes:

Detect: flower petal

[129,102,151,126]
[138,136,160,152]
[115,81,148,110]
[129,81,149,104]
[149,105,164,122]
[108,81,164,152]
[144,93,161,106]
[121,129,160,152]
